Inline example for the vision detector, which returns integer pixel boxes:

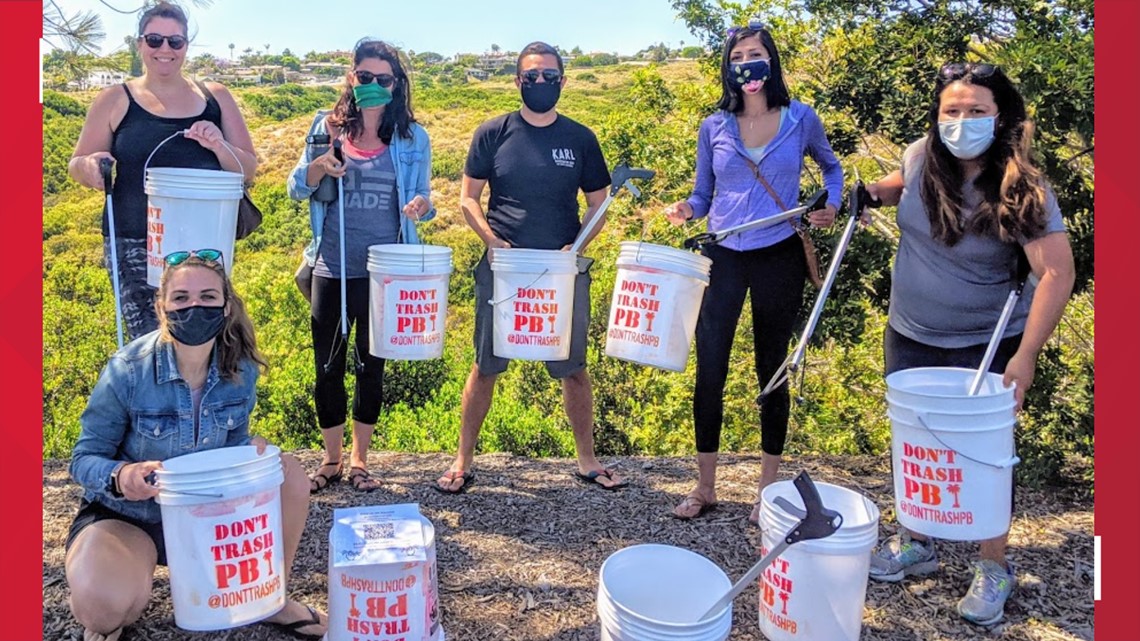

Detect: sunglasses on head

[726,17,765,39]
[165,248,223,267]
[354,70,397,88]
[939,62,998,81]
[140,33,188,50]
[519,68,562,85]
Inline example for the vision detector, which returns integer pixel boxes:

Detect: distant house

[465,68,489,81]
[73,68,127,90]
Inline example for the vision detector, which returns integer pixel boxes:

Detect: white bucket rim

[146,166,245,180]
[886,396,1017,421]
[889,410,1020,469]
[885,366,1014,400]
[490,248,579,273]
[598,594,732,639]
[599,544,732,628]
[157,460,283,490]
[759,481,881,552]
[157,445,282,475]
[155,466,283,505]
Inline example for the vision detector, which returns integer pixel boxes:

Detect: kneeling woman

[65,250,327,641]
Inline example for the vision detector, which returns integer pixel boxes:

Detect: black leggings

[694,236,807,455]
[311,275,386,429]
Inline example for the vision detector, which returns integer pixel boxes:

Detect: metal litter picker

[100,158,126,349]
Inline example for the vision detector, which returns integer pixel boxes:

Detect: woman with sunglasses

[65,250,327,641]
[860,63,1074,625]
[67,1,258,342]
[663,20,843,523]
[288,39,435,494]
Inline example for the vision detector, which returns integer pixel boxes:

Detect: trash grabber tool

[683,189,828,251]
[568,163,655,255]
[101,157,125,349]
[698,470,842,621]
[969,246,1033,395]
[759,180,880,399]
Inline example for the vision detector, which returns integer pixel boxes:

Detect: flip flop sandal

[347,466,382,493]
[573,468,629,491]
[265,604,325,640]
[308,460,342,494]
[433,470,475,494]
[672,494,719,520]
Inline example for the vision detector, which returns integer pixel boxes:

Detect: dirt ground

[42,451,1093,641]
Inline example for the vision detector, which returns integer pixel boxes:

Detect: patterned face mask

[730,58,770,86]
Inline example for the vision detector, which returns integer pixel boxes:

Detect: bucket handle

[487,268,552,307]
[144,129,246,184]
[913,413,1021,469]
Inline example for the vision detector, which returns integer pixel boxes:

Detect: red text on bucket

[898,442,973,526]
[608,278,663,348]
[395,289,439,335]
[509,288,562,346]
[758,546,798,635]
[210,512,275,589]
[147,205,166,267]
[346,591,411,639]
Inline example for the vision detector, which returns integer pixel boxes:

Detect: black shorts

[65,498,168,566]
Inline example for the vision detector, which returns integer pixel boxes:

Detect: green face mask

[352,82,393,108]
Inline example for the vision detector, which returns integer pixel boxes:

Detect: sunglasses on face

[726,17,765,39]
[140,33,188,50]
[165,248,223,267]
[939,62,998,81]
[519,68,562,85]
[353,70,397,88]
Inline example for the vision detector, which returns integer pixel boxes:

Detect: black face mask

[166,305,226,346]
[520,81,561,114]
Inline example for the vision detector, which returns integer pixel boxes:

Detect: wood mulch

[43,451,1093,640]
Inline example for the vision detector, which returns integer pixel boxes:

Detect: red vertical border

[1095,1,1137,639]
[3,1,44,640]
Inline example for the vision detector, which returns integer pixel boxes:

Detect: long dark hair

[329,39,416,144]
[921,64,1047,245]
[715,25,791,113]
[155,258,268,381]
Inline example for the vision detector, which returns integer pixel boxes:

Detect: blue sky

[48,0,703,60]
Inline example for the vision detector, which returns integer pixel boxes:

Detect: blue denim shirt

[69,331,258,523]
[685,101,844,251]
[287,111,436,264]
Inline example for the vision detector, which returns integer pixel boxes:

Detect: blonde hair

[154,258,268,380]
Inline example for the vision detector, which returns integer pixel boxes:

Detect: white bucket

[597,544,732,641]
[155,446,286,631]
[885,366,1019,541]
[488,248,579,361]
[603,242,712,372]
[328,504,443,641]
[366,244,454,360]
[144,167,243,287]
[758,480,880,641]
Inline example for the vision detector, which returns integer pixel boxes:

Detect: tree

[42,0,214,54]
[491,43,501,53]
[229,43,235,61]
[571,46,583,56]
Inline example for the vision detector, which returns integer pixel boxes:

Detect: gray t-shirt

[315,147,400,279]
[889,140,1066,348]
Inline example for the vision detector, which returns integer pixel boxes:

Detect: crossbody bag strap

[746,157,802,233]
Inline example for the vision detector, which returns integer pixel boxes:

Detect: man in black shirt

[436,42,626,493]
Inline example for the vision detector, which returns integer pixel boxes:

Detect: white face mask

[938,115,997,160]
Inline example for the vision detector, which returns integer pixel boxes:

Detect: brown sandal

[672,493,718,520]
[348,466,382,493]
[309,460,342,494]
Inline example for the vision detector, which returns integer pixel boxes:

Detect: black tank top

[106,82,224,239]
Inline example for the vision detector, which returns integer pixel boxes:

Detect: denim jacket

[287,110,436,264]
[685,101,844,251]
[69,331,258,523]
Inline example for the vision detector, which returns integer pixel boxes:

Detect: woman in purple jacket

[665,19,843,522]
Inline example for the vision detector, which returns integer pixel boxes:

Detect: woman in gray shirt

[861,63,1074,626]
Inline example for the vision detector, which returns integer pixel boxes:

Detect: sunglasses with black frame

[139,33,188,50]
[939,62,999,81]
[518,68,563,85]
[353,70,397,88]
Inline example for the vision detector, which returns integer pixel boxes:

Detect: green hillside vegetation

[43,5,1093,490]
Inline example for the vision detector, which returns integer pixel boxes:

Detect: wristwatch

[108,462,128,498]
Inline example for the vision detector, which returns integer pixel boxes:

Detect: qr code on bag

[362,522,395,540]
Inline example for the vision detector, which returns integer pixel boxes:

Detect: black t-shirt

[464,111,611,250]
